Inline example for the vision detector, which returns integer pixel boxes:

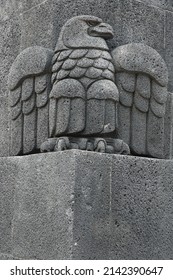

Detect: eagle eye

[86,21,98,27]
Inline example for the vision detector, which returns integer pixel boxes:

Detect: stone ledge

[0,150,173,259]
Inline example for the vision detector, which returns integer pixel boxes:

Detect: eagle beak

[88,23,114,39]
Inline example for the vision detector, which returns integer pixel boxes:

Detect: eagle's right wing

[8,46,53,155]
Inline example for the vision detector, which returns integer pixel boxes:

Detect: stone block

[0,157,16,255]
[12,152,76,260]
[73,152,173,260]
[0,150,173,259]
[110,155,173,259]
[72,152,112,260]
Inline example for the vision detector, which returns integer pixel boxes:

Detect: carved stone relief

[8,15,169,158]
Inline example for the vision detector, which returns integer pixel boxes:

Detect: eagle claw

[40,137,130,155]
[94,139,107,153]
[54,137,70,151]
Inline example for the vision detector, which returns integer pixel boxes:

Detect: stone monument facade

[0,0,173,260]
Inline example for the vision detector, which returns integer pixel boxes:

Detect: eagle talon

[86,141,94,151]
[54,137,70,151]
[40,138,57,153]
[112,139,130,155]
[121,142,130,155]
[94,139,107,153]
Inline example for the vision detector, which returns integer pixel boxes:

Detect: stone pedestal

[0,150,173,260]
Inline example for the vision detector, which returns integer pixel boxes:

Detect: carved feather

[68,98,85,133]
[56,98,71,135]
[77,58,94,68]
[69,67,86,78]
[152,81,167,104]
[101,51,112,60]
[62,59,77,70]
[117,104,131,145]
[21,78,33,101]
[147,110,165,158]
[56,69,70,81]
[116,73,133,145]
[69,49,88,59]
[52,52,60,65]
[134,91,149,113]
[136,74,150,99]
[86,49,101,58]
[117,72,136,93]
[23,110,36,154]
[85,99,105,134]
[51,72,57,84]
[35,75,49,108]
[94,58,109,69]
[35,75,47,94]
[86,67,103,79]
[49,98,57,137]
[10,114,23,155]
[104,100,117,133]
[22,93,35,115]
[102,69,114,81]
[116,73,134,107]
[118,86,133,107]
[131,106,147,154]
[52,61,63,73]
[150,97,166,117]
[58,50,73,61]
[10,87,21,107]
[108,63,115,72]
[36,88,48,108]
[11,101,22,120]
[37,105,49,149]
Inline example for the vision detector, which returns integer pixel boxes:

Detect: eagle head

[55,15,114,51]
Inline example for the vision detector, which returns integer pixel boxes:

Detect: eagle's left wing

[112,43,168,158]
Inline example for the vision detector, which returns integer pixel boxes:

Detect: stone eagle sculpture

[8,15,168,158]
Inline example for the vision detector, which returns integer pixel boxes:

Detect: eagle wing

[112,43,168,158]
[8,46,53,155]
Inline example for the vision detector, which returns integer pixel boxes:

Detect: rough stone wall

[1,0,173,156]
